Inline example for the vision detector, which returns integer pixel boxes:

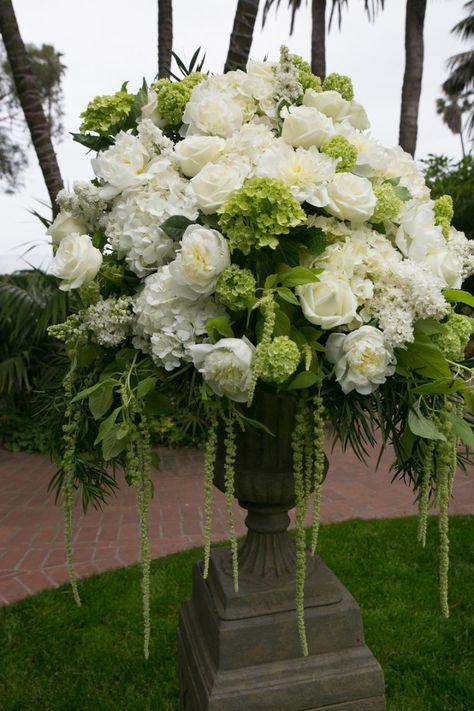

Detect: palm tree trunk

[158,0,173,79]
[224,0,260,73]
[311,0,326,79]
[399,0,427,156]
[0,0,63,213]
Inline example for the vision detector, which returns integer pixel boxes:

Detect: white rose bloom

[246,60,277,81]
[383,146,429,200]
[395,200,445,261]
[326,326,396,395]
[296,273,358,329]
[424,247,463,289]
[281,105,334,149]
[326,173,376,222]
[303,89,349,120]
[91,131,155,199]
[182,82,244,138]
[335,125,387,178]
[169,225,230,296]
[190,160,248,213]
[174,135,225,177]
[188,337,255,402]
[47,212,89,246]
[49,234,102,291]
[340,101,370,131]
[141,90,165,128]
[255,142,336,207]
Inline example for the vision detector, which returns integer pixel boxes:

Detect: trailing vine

[417,440,434,548]
[436,408,456,619]
[247,294,276,406]
[292,401,310,657]
[203,411,218,579]
[310,388,326,556]
[224,408,239,592]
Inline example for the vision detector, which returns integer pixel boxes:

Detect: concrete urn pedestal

[178,395,386,711]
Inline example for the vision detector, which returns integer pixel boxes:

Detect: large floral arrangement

[47,48,474,658]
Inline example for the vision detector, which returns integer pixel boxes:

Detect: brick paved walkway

[1,445,473,605]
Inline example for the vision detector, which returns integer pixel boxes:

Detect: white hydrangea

[446,226,474,281]
[84,297,134,347]
[105,159,198,276]
[133,266,224,370]
[137,118,175,158]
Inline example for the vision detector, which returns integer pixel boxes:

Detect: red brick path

[0,445,473,605]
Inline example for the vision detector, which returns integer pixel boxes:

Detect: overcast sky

[0,0,468,273]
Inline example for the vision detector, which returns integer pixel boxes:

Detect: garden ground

[1,442,473,605]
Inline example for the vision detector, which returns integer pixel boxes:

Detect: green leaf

[71,132,114,152]
[71,378,119,403]
[136,377,157,400]
[89,384,114,420]
[447,413,474,450]
[150,451,161,470]
[408,407,446,441]
[287,371,319,390]
[273,309,291,337]
[279,266,320,288]
[76,343,102,367]
[393,185,412,201]
[412,378,466,395]
[443,289,474,309]
[264,274,278,289]
[102,426,128,460]
[464,389,474,416]
[414,318,447,336]
[395,338,452,380]
[206,316,234,343]
[274,287,300,306]
[237,414,275,437]
[94,407,122,445]
[160,215,195,241]
[144,391,174,416]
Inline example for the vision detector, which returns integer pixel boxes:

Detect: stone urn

[178,393,386,711]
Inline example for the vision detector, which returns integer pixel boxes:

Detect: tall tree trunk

[399,0,427,156]
[0,0,63,213]
[158,0,173,79]
[224,0,259,73]
[311,0,326,79]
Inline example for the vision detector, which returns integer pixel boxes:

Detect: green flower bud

[215,265,256,310]
[432,313,473,360]
[320,135,357,173]
[291,55,322,92]
[80,89,135,135]
[370,183,402,223]
[322,73,354,101]
[434,195,454,238]
[153,73,207,126]
[259,336,301,383]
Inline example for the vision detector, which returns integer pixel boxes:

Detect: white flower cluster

[84,297,134,347]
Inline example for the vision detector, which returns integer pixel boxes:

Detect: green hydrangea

[320,136,357,173]
[215,265,256,310]
[80,89,134,134]
[291,55,322,92]
[218,178,306,254]
[259,336,301,383]
[322,73,354,101]
[434,195,454,238]
[370,183,402,223]
[153,73,206,126]
[432,313,473,360]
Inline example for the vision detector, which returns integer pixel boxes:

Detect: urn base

[178,545,386,711]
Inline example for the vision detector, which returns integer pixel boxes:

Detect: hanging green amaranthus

[203,412,218,579]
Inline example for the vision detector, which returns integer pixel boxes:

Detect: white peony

[49,234,102,291]
[190,160,248,213]
[395,200,445,261]
[424,247,463,289]
[91,131,154,199]
[169,225,230,296]
[326,326,396,394]
[174,135,225,178]
[224,123,277,164]
[188,337,255,402]
[296,273,358,329]
[326,173,376,222]
[47,211,89,246]
[281,105,334,149]
[182,81,244,138]
[255,142,336,207]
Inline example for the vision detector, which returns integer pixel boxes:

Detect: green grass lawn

[1,516,473,711]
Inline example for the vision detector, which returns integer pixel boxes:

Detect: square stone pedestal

[178,546,386,710]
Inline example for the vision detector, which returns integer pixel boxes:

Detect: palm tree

[225,0,260,72]
[398,0,427,156]
[436,91,472,157]
[0,0,63,213]
[443,0,474,97]
[263,1,384,79]
[158,0,173,78]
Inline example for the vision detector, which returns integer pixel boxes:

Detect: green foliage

[1,517,474,710]
[422,154,474,239]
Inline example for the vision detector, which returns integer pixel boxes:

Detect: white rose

[281,105,334,149]
[141,90,165,128]
[190,160,248,213]
[395,201,445,261]
[326,173,376,222]
[424,247,463,289]
[188,337,255,402]
[91,131,153,199]
[303,89,349,120]
[174,136,225,178]
[340,101,370,131]
[326,326,396,394]
[182,84,244,138]
[49,234,102,291]
[169,225,230,296]
[47,212,88,246]
[296,274,358,329]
